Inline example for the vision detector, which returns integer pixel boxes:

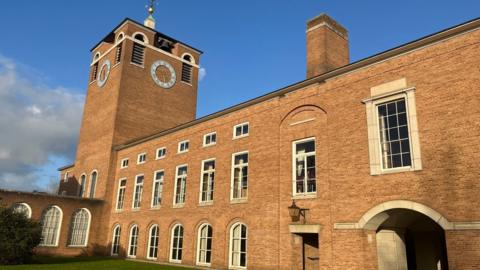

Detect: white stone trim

[334,200,480,231]
[363,83,422,175]
[289,224,322,234]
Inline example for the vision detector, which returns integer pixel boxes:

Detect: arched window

[78,174,86,197]
[196,223,213,266]
[11,202,32,218]
[229,222,247,268]
[39,206,63,246]
[68,208,91,246]
[111,224,121,256]
[131,33,147,66]
[115,33,124,64]
[89,171,97,198]
[128,224,139,258]
[91,53,100,82]
[170,224,184,262]
[147,224,159,260]
[181,54,193,84]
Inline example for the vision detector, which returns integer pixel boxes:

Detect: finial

[144,0,156,29]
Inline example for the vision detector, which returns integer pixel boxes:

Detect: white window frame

[39,205,63,247]
[12,202,32,218]
[199,158,215,204]
[292,137,317,198]
[156,147,166,159]
[151,170,164,208]
[228,222,247,269]
[68,208,91,247]
[120,158,129,169]
[170,224,184,263]
[177,140,189,154]
[147,224,160,260]
[173,165,188,207]
[137,153,147,164]
[78,174,86,197]
[128,224,139,258]
[203,132,217,147]
[196,223,213,266]
[230,151,249,202]
[363,86,422,175]
[111,224,121,256]
[116,178,127,211]
[63,171,70,181]
[233,122,249,139]
[88,170,98,199]
[132,174,144,209]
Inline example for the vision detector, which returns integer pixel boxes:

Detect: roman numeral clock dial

[150,60,176,89]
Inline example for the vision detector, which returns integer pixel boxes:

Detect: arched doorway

[367,207,449,270]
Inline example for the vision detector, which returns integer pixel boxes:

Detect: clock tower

[59,5,202,199]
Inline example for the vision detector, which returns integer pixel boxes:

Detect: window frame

[233,122,249,139]
[88,170,98,199]
[151,170,164,208]
[177,140,190,154]
[78,174,86,197]
[115,178,127,211]
[173,164,188,207]
[156,147,166,159]
[199,158,215,204]
[203,132,217,147]
[111,224,121,256]
[169,224,184,263]
[11,202,32,219]
[230,151,249,202]
[39,205,63,247]
[67,208,91,247]
[291,137,317,198]
[127,224,139,258]
[132,174,144,210]
[196,223,213,266]
[228,222,247,269]
[147,224,160,260]
[363,87,422,175]
[137,153,147,164]
[120,158,129,169]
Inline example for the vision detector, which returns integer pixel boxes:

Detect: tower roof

[90,17,203,54]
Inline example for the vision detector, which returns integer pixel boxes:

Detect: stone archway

[360,201,449,270]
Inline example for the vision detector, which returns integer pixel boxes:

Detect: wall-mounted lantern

[288,200,308,224]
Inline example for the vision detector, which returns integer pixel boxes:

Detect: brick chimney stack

[306,13,349,78]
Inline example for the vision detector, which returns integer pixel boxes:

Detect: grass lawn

[0,256,198,270]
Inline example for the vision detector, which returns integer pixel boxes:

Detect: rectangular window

[131,43,145,66]
[181,62,193,84]
[377,98,412,169]
[132,175,144,209]
[203,132,217,147]
[178,140,189,153]
[200,159,215,203]
[115,44,122,64]
[137,153,146,164]
[91,63,98,82]
[116,179,127,210]
[293,138,316,196]
[174,165,188,206]
[120,158,129,169]
[233,122,249,139]
[231,152,248,200]
[151,170,164,208]
[156,147,166,159]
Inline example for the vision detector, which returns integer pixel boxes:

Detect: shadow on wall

[58,177,80,196]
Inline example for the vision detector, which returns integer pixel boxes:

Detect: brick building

[1,9,480,270]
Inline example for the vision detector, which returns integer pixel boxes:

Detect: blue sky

[0,0,478,192]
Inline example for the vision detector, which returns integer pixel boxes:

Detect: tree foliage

[0,199,42,265]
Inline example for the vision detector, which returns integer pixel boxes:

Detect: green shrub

[0,199,42,265]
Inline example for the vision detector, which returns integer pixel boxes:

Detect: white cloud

[0,55,84,193]
[199,67,207,81]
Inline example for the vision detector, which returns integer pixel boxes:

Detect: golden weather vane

[144,0,157,29]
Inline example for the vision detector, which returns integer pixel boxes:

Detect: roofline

[112,16,479,150]
[0,188,104,203]
[90,18,203,54]
[58,164,74,171]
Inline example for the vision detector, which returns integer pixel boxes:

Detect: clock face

[97,59,111,88]
[150,60,176,88]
